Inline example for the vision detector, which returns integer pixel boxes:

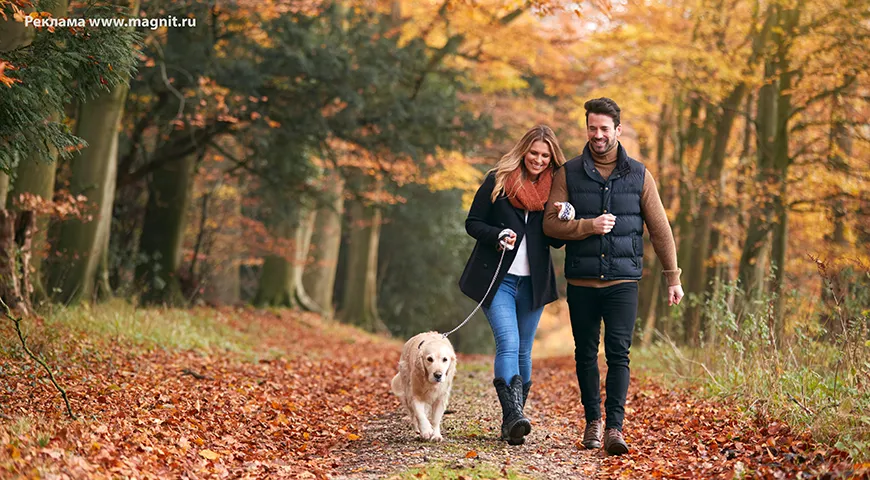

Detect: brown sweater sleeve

[543,166,595,241]
[642,170,682,286]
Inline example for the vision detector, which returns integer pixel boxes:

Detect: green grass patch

[389,460,529,480]
[449,420,488,439]
[458,361,491,375]
[632,340,870,462]
[632,274,870,462]
[1,300,255,360]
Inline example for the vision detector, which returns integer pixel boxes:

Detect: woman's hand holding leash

[498,229,517,251]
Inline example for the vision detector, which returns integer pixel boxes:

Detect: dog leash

[442,244,509,339]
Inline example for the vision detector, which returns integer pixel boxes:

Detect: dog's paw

[419,428,435,441]
[429,431,443,442]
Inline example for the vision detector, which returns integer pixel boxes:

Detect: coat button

[600,275,604,279]
[603,209,607,213]
[601,254,605,258]
[605,187,609,190]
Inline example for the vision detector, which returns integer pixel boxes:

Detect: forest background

[1,0,868,467]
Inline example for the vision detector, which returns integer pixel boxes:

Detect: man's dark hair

[584,97,621,127]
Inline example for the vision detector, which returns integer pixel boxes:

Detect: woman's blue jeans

[483,274,544,384]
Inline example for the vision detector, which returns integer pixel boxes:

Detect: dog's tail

[390,373,403,397]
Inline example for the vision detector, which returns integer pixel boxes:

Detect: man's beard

[591,138,616,154]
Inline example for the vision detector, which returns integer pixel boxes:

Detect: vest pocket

[632,235,641,269]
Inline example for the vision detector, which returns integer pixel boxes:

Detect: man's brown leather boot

[603,428,629,455]
[581,418,603,449]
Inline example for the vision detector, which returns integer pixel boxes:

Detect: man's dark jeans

[567,282,638,431]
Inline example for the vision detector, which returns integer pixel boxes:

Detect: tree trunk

[640,269,662,347]
[95,228,113,301]
[293,209,322,311]
[4,1,68,307]
[0,5,36,312]
[769,30,797,343]
[254,255,296,307]
[49,0,139,304]
[0,174,8,207]
[683,85,747,346]
[770,198,788,344]
[820,78,854,338]
[738,5,798,332]
[738,53,778,303]
[302,171,345,317]
[49,78,128,304]
[8,147,58,304]
[202,175,242,306]
[136,155,197,306]
[637,99,673,340]
[338,199,385,332]
[253,207,307,307]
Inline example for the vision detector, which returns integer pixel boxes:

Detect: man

[543,97,684,455]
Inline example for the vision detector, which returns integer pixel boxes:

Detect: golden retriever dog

[391,331,457,442]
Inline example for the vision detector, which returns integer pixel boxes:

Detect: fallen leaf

[347,433,360,441]
[199,449,220,460]
[465,450,478,458]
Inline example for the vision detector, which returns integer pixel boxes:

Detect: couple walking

[458,97,685,454]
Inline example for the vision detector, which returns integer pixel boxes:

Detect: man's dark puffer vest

[564,143,646,280]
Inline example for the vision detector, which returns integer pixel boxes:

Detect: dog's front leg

[412,399,434,440]
[428,397,447,442]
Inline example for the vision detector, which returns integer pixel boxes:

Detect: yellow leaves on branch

[396,0,597,99]
[425,149,483,194]
[327,137,421,188]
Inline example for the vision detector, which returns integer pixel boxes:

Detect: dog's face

[419,339,456,384]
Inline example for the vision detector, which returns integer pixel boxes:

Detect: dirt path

[331,357,601,479]
[330,353,861,479]
[332,357,868,479]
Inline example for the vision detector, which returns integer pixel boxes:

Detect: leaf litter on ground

[0,307,867,479]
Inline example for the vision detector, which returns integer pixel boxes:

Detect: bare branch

[0,297,76,420]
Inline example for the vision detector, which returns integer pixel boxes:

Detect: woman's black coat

[458,172,563,310]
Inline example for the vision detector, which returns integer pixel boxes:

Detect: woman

[458,124,567,445]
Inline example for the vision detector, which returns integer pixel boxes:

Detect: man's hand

[592,214,616,235]
[667,285,684,306]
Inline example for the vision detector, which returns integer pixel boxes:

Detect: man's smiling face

[586,112,621,155]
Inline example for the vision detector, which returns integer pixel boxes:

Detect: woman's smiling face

[524,140,552,180]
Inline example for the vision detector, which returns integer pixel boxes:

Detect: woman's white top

[507,210,531,276]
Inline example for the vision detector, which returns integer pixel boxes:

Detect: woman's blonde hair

[488,124,567,202]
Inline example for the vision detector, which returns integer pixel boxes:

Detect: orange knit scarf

[504,167,553,212]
